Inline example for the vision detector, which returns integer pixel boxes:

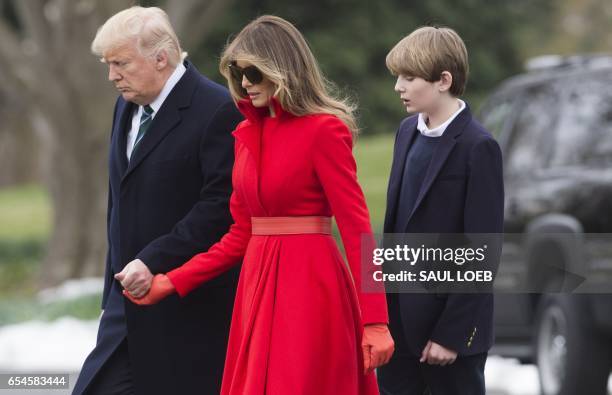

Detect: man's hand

[420,340,457,366]
[114,259,153,298]
[362,323,395,374]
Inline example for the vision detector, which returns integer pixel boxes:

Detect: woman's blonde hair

[91,6,186,67]
[219,15,358,137]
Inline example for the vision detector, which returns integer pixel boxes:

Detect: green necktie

[133,104,154,151]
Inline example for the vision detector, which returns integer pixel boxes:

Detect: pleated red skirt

[219,217,379,395]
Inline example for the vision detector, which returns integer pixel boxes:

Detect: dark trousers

[377,323,486,395]
[85,337,134,395]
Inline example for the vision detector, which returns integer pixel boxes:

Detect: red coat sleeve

[166,144,251,297]
[312,116,389,325]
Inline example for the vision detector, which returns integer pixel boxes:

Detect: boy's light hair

[386,26,468,96]
[91,6,186,67]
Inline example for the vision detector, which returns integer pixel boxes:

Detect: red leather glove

[362,323,395,374]
[123,274,175,305]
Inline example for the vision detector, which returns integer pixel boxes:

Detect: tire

[535,294,611,395]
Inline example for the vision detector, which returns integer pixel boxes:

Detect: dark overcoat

[73,61,242,395]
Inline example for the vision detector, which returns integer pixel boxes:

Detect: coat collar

[231,97,294,216]
[114,100,134,175]
[231,96,293,183]
[117,60,198,184]
[235,96,292,124]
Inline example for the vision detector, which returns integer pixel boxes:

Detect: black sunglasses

[229,62,264,85]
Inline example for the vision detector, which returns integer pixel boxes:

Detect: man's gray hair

[91,6,186,66]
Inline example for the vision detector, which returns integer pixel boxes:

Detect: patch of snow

[37,277,103,304]
[0,317,98,372]
[485,356,540,395]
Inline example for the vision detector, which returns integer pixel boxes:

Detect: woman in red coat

[125,15,394,394]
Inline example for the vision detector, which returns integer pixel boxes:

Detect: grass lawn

[0,184,49,298]
[354,133,395,232]
[0,185,103,325]
[0,184,51,242]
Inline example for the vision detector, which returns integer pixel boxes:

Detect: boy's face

[394,74,441,114]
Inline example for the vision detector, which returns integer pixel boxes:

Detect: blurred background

[1,0,611,394]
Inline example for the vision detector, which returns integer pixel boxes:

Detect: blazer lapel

[121,63,197,184]
[405,106,472,224]
[384,117,418,232]
[113,100,134,176]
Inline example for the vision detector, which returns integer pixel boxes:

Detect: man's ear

[155,50,169,70]
[438,71,453,93]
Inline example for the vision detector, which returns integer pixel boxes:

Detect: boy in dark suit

[377,26,504,395]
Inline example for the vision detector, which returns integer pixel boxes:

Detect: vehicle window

[551,77,612,166]
[504,84,559,175]
[480,96,516,139]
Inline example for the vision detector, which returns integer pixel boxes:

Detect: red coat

[167,98,388,394]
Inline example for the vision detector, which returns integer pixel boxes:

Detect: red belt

[251,216,332,235]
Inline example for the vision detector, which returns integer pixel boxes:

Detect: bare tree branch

[0,12,25,61]
[84,0,125,45]
[13,0,53,60]
[167,0,236,53]
[0,56,26,95]
[99,0,135,17]
[0,15,37,95]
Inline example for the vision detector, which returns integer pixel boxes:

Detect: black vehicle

[479,55,612,395]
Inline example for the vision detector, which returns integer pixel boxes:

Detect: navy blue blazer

[73,62,242,395]
[383,105,504,356]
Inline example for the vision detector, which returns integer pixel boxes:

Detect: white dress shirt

[126,62,187,159]
[416,99,466,137]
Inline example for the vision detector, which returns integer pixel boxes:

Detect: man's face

[103,42,165,105]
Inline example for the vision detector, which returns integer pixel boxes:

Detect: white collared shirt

[416,99,466,137]
[127,62,187,159]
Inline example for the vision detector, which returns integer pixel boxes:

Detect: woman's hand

[362,323,395,374]
[123,274,176,305]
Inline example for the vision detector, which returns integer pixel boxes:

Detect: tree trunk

[32,33,117,287]
[0,121,41,187]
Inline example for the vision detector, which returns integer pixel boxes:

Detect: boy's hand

[420,340,457,366]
